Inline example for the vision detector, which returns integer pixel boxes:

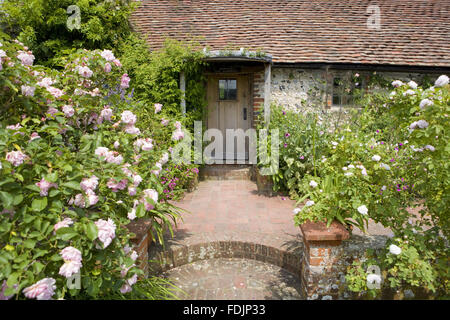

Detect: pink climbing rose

[23,278,56,300]
[95,218,116,249]
[6,150,27,167]
[120,74,130,89]
[36,177,58,196]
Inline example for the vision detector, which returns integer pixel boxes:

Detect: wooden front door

[207,75,251,161]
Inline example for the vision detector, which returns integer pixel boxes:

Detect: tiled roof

[131,0,450,67]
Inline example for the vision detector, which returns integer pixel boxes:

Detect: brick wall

[252,70,265,127]
[126,219,153,276]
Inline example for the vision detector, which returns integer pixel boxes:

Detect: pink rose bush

[0,38,184,299]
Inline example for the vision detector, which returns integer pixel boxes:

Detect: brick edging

[148,239,304,291]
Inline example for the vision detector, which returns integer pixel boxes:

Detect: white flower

[380,163,391,170]
[403,89,415,96]
[331,141,338,146]
[348,164,355,169]
[361,168,367,176]
[434,75,449,87]
[381,185,387,191]
[305,200,315,207]
[366,273,382,286]
[371,155,381,162]
[344,172,353,176]
[392,80,403,87]
[419,98,433,109]
[127,208,136,220]
[357,205,368,215]
[407,81,418,89]
[293,208,301,214]
[309,180,318,188]
[342,167,348,171]
[389,244,402,255]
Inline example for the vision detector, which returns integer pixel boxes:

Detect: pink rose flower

[95,218,116,248]
[21,85,35,97]
[161,118,169,126]
[141,189,158,211]
[62,105,75,117]
[17,51,35,66]
[120,110,136,125]
[60,246,82,262]
[37,77,53,88]
[59,260,82,278]
[154,103,162,113]
[54,218,73,232]
[113,59,122,67]
[80,175,99,192]
[124,125,140,135]
[23,278,56,300]
[100,106,113,121]
[46,86,64,98]
[77,66,93,78]
[120,74,130,89]
[6,150,27,167]
[100,50,115,61]
[36,177,58,196]
[104,62,112,73]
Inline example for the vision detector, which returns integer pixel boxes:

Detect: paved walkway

[162,258,302,300]
[150,179,391,300]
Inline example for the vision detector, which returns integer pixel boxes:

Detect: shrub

[0,35,185,299]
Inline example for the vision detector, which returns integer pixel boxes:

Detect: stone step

[199,164,254,180]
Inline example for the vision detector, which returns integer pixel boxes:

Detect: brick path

[162,258,302,300]
[150,179,391,300]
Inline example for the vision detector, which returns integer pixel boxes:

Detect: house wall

[269,67,443,112]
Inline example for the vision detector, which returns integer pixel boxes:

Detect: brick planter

[299,220,350,300]
[125,218,153,277]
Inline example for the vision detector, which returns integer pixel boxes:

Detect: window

[219,79,237,100]
[332,76,364,107]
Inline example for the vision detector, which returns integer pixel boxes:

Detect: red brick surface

[300,221,350,242]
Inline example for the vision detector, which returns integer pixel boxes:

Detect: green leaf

[23,239,36,249]
[31,198,48,212]
[55,227,78,241]
[0,191,14,208]
[13,194,23,206]
[136,203,145,218]
[62,181,81,191]
[32,262,45,274]
[85,222,98,241]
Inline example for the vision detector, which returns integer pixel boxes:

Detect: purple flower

[285,133,290,138]
[284,143,288,148]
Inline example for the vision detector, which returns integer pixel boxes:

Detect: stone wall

[269,67,442,112]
